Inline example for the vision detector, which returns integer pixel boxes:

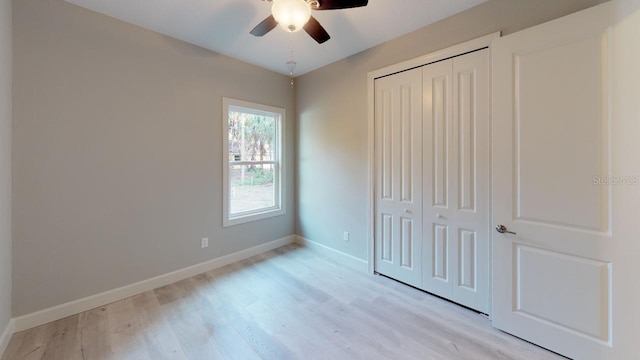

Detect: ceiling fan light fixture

[271,0,311,33]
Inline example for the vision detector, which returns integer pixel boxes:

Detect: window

[222,98,285,226]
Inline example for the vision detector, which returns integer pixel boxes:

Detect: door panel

[374,68,423,288]
[458,229,476,290]
[400,86,415,203]
[457,68,477,212]
[492,3,614,359]
[422,60,454,296]
[422,50,490,314]
[451,50,490,313]
[381,213,393,262]
[431,73,450,208]
[400,217,413,267]
[515,35,608,231]
[381,90,393,200]
[433,223,448,280]
[515,244,610,340]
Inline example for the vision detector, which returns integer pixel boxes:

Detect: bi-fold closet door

[374,68,424,287]
[375,49,490,314]
[422,49,490,313]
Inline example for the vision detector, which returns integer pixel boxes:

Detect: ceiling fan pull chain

[287,32,296,87]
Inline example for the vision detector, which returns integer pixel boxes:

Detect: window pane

[223,98,284,227]
[228,111,276,162]
[229,163,276,215]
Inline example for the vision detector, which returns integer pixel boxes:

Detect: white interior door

[374,68,423,288]
[422,50,490,314]
[492,3,615,359]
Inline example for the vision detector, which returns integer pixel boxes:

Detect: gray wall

[12,0,295,316]
[0,0,11,335]
[295,0,608,260]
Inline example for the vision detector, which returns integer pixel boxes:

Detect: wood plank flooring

[2,244,564,360]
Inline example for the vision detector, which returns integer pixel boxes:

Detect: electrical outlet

[343,231,350,242]
[201,237,209,249]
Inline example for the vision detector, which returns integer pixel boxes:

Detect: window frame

[222,97,285,227]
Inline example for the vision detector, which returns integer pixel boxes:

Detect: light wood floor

[2,244,564,360]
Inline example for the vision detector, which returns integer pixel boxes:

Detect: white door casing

[492,3,615,359]
[374,67,423,288]
[422,50,490,314]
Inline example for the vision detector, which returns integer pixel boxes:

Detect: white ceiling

[65,0,486,76]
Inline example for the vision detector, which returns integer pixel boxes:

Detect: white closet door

[374,68,423,288]
[451,50,490,313]
[492,2,615,359]
[422,50,490,313]
[422,60,454,298]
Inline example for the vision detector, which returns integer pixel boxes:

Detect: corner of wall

[0,319,15,357]
[0,0,13,356]
[294,235,368,273]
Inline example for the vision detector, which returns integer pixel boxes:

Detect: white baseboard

[0,319,15,358]
[13,235,296,332]
[294,235,369,273]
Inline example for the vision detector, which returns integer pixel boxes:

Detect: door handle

[495,225,516,235]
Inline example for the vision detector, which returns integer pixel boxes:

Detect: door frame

[366,32,500,294]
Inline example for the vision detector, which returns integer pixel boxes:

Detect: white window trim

[222,97,286,227]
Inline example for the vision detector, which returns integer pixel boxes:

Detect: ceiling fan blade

[250,15,278,37]
[304,16,330,44]
[314,0,368,10]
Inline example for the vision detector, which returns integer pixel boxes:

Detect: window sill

[223,208,286,227]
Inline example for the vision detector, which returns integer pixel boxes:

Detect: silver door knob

[495,225,516,235]
[404,208,410,213]
[436,213,443,219]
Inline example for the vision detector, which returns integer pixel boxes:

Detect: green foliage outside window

[228,110,276,187]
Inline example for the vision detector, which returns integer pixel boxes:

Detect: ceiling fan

[250,0,369,44]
